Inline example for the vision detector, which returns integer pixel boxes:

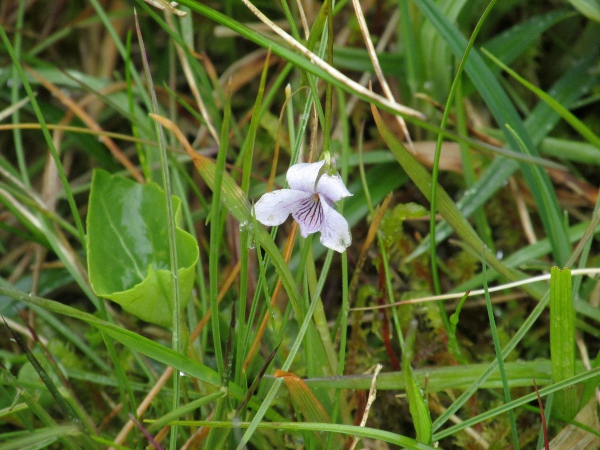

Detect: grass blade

[550,267,578,419]
[482,251,519,449]
[413,0,572,265]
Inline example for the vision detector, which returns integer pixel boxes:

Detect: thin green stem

[429,0,498,332]
[482,248,520,449]
[134,15,182,447]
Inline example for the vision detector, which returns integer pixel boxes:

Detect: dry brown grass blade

[348,193,392,305]
[219,49,280,96]
[410,141,464,173]
[0,95,30,121]
[274,369,346,450]
[350,0,413,148]
[346,193,392,374]
[508,177,538,245]
[348,364,382,450]
[165,12,219,144]
[144,0,187,16]
[0,122,170,148]
[549,398,600,449]
[242,222,298,370]
[239,0,425,120]
[25,66,144,183]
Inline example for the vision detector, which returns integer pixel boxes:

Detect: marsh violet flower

[254,160,352,252]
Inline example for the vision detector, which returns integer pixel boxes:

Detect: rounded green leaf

[87,169,198,327]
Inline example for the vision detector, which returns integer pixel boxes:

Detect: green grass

[1,0,600,448]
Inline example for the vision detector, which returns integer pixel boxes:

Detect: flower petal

[286,160,352,203]
[286,160,325,193]
[292,194,324,237]
[319,199,351,253]
[315,171,352,203]
[254,189,312,226]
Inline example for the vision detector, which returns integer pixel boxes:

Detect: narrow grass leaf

[550,266,578,419]
[147,391,224,432]
[208,92,232,377]
[170,420,437,450]
[483,48,600,149]
[482,251,519,449]
[0,425,79,450]
[433,367,600,440]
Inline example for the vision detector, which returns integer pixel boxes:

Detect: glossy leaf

[87,170,198,326]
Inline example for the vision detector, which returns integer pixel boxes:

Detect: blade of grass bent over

[169,420,436,450]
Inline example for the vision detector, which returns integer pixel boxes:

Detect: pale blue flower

[254,160,352,252]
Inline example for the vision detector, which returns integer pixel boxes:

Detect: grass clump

[1,0,600,448]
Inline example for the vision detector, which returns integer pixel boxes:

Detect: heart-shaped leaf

[87,169,198,326]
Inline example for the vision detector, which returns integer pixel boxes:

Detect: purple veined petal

[286,160,325,193]
[254,189,312,226]
[291,194,324,238]
[319,198,351,253]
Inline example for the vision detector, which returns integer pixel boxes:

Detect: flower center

[294,194,323,230]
